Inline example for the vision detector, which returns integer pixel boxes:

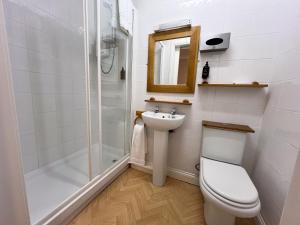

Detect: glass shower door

[4,0,132,223]
[100,0,130,171]
[3,0,90,223]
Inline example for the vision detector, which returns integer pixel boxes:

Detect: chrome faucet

[170,107,176,115]
[154,105,159,113]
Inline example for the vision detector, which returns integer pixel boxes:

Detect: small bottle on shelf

[202,61,210,81]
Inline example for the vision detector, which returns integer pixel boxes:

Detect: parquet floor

[70,168,256,225]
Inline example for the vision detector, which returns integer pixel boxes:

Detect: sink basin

[142,111,185,131]
[141,111,185,186]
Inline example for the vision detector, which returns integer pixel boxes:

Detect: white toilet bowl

[200,157,260,225]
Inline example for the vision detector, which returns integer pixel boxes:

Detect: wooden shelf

[202,120,255,133]
[198,83,268,88]
[144,98,192,105]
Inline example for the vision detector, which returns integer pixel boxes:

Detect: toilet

[199,121,260,225]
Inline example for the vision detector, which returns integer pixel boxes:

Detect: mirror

[154,37,191,85]
[147,26,200,93]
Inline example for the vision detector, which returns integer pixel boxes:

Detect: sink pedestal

[142,111,185,187]
[153,130,169,186]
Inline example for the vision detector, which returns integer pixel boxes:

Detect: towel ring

[134,116,143,125]
[134,111,145,126]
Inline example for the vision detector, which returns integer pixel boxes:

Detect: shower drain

[112,159,118,163]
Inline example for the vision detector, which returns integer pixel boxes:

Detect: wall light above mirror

[147,26,200,93]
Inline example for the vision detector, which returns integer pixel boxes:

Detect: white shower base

[25,145,123,224]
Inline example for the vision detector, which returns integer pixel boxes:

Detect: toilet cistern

[142,111,185,186]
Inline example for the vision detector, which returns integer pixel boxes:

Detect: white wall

[132,0,300,224]
[279,153,300,225]
[251,0,300,223]
[0,1,30,223]
[132,0,276,176]
[3,0,87,173]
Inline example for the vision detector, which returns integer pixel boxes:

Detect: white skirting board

[255,213,266,225]
[130,163,200,186]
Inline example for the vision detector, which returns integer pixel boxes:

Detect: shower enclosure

[3,0,132,224]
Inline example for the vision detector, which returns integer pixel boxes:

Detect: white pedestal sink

[142,111,185,186]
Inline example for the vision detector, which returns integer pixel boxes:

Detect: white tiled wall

[252,0,300,223]
[132,0,300,224]
[279,153,300,225]
[4,0,87,173]
[132,0,276,174]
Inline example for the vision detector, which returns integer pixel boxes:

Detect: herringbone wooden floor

[70,168,255,225]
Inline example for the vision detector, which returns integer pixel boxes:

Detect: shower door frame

[0,0,133,224]
[37,0,132,224]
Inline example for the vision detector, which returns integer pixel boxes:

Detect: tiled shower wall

[100,0,128,156]
[4,0,87,173]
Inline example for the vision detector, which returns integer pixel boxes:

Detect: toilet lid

[202,158,258,204]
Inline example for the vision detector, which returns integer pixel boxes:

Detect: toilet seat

[202,157,258,205]
[200,157,261,218]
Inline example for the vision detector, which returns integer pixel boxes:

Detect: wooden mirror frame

[147,26,200,93]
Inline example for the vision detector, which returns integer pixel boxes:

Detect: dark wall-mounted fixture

[200,32,231,52]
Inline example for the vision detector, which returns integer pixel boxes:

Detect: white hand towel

[130,123,147,165]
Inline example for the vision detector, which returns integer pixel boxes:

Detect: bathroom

[0,0,299,224]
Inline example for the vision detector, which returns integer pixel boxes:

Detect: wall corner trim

[255,213,267,225]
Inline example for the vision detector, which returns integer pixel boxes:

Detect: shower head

[101,29,125,49]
